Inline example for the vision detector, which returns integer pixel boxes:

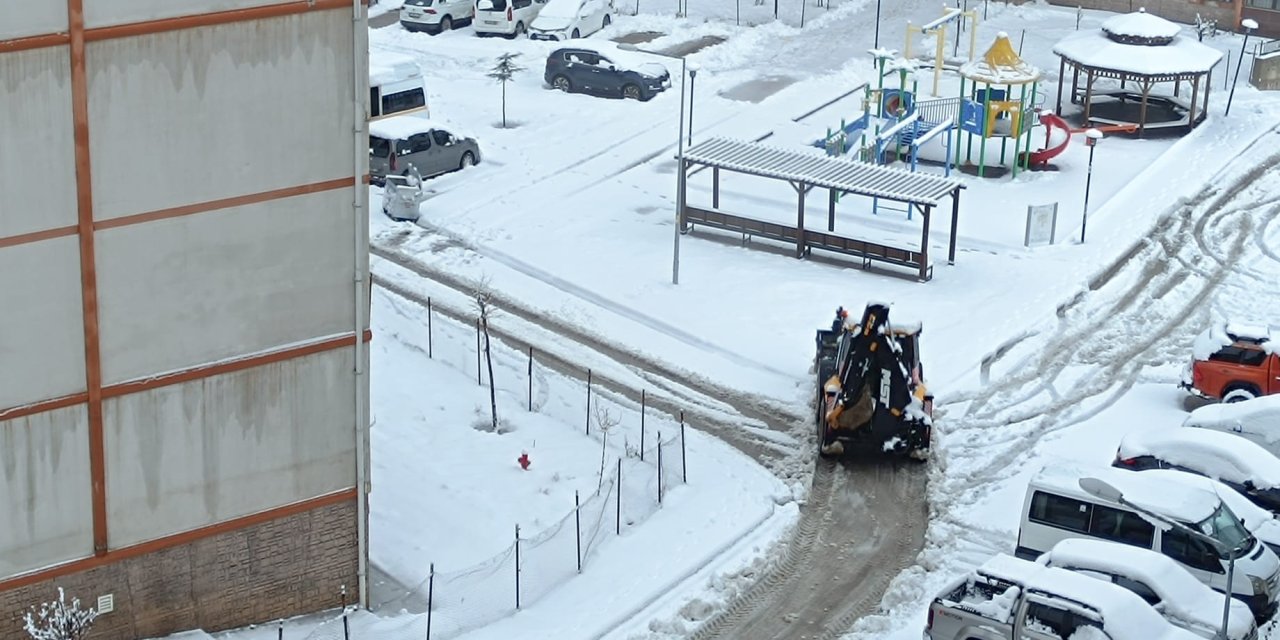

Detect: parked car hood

[532,14,573,29]
[635,62,667,79]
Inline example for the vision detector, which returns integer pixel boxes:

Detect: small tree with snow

[23,588,98,640]
[487,53,525,128]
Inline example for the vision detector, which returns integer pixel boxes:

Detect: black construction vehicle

[814,303,933,459]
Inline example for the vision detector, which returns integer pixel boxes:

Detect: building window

[1248,0,1280,12]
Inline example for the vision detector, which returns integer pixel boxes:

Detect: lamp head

[1243,18,1259,31]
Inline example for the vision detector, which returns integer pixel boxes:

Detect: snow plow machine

[814,303,933,459]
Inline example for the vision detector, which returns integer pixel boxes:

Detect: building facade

[1043,0,1280,38]
[0,1,371,638]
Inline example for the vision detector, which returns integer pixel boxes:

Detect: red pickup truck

[1181,322,1280,403]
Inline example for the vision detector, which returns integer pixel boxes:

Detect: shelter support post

[1083,69,1095,124]
[1189,76,1200,129]
[1056,58,1065,114]
[956,77,966,168]
[1204,71,1212,121]
[948,189,960,265]
[712,166,720,209]
[1139,79,1152,137]
[919,206,931,282]
[1071,64,1080,104]
[828,189,836,231]
[791,181,811,259]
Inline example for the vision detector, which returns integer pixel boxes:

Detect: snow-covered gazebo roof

[960,32,1041,85]
[1053,10,1222,77]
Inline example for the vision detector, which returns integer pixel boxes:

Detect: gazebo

[1053,9,1223,135]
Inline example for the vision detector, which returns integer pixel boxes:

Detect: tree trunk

[483,316,498,430]
[501,81,507,128]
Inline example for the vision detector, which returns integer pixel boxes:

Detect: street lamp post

[1080,128,1102,244]
[874,0,882,53]
[1226,19,1259,117]
[1079,477,1238,640]
[673,57,687,285]
[687,63,699,147]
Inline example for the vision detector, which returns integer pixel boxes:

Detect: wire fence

[288,290,692,639]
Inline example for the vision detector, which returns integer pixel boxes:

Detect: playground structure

[905,5,979,97]
[955,32,1042,178]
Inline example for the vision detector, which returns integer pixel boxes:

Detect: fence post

[427,563,435,639]
[528,347,534,411]
[575,491,582,572]
[657,431,663,505]
[427,297,433,358]
[515,524,521,609]
[640,390,646,461]
[585,368,593,435]
[616,458,622,535]
[340,584,350,640]
[681,412,687,483]
[476,319,482,386]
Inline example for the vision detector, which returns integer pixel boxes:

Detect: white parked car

[473,0,547,37]
[1185,395,1280,457]
[1143,468,1280,558]
[400,0,474,33]
[528,0,613,41]
[1037,538,1258,640]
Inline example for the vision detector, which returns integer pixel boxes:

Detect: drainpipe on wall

[351,0,372,609]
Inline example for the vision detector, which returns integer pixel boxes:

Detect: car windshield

[1196,503,1253,556]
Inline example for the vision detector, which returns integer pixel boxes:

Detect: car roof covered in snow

[1119,426,1280,489]
[1032,464,1221,524]
[369,51,421,85]
[1040,538,1256,639]
[1184,395,1280,444]
[1140,468,1278,535]
[976,554,1201,640]
[1193,321,1275,360]
[369,115,454,141]
[554,41,670,75]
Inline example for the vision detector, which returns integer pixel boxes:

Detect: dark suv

[544,46,671,101]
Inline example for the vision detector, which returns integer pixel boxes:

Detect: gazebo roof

[1053,28,1222,76]
[1102,9,1181,45]
[960,32,1041,85]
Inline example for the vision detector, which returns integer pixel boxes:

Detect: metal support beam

[712,166,720,209]
[796,186,807,258]
[948,189,960,264]
[919,206,931,282]
[828,189,836,231]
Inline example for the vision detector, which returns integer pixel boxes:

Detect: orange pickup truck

[1181,322,1280,403]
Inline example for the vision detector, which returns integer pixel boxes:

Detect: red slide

[1026,112,1072,168]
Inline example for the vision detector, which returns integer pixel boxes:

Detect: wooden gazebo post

[918,206,931,282]
[1056,57,1066,113]
[1138,78,1153,136]
[1188,75,1200,128]
[1083,68,1095,123]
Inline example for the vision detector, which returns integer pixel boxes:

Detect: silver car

[369,115,481,186]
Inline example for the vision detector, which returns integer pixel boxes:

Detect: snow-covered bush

[23,587,98,640]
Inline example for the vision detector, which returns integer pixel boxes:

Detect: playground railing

[912,97,961,126]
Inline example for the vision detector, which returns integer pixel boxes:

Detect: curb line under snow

[588,501,789,639]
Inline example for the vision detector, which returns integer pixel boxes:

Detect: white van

[1017,464,1280,620]
[473,0,547,37]
[370,51,428,120]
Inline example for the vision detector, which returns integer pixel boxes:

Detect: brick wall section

[1043,0,1237,29]
[1,499,357,640]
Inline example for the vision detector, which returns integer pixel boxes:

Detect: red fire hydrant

[517,452,531,471]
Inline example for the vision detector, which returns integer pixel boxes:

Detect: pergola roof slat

[684,137,963,206]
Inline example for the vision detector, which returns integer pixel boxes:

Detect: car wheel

[622,83,642,100]
[441,15,453,30]
[603,14,611,26]
[1223,387,1259,403]
[552,75,572,92]
[571,28,580,38]
[459,151,476,170]
[513,21,526,37]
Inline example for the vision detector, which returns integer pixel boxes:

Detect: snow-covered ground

[168,1,1280,639]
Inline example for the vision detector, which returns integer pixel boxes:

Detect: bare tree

[487,53,525,129]
[593,401,620,490]
[474,278,499,432]
[24,588,98,640]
